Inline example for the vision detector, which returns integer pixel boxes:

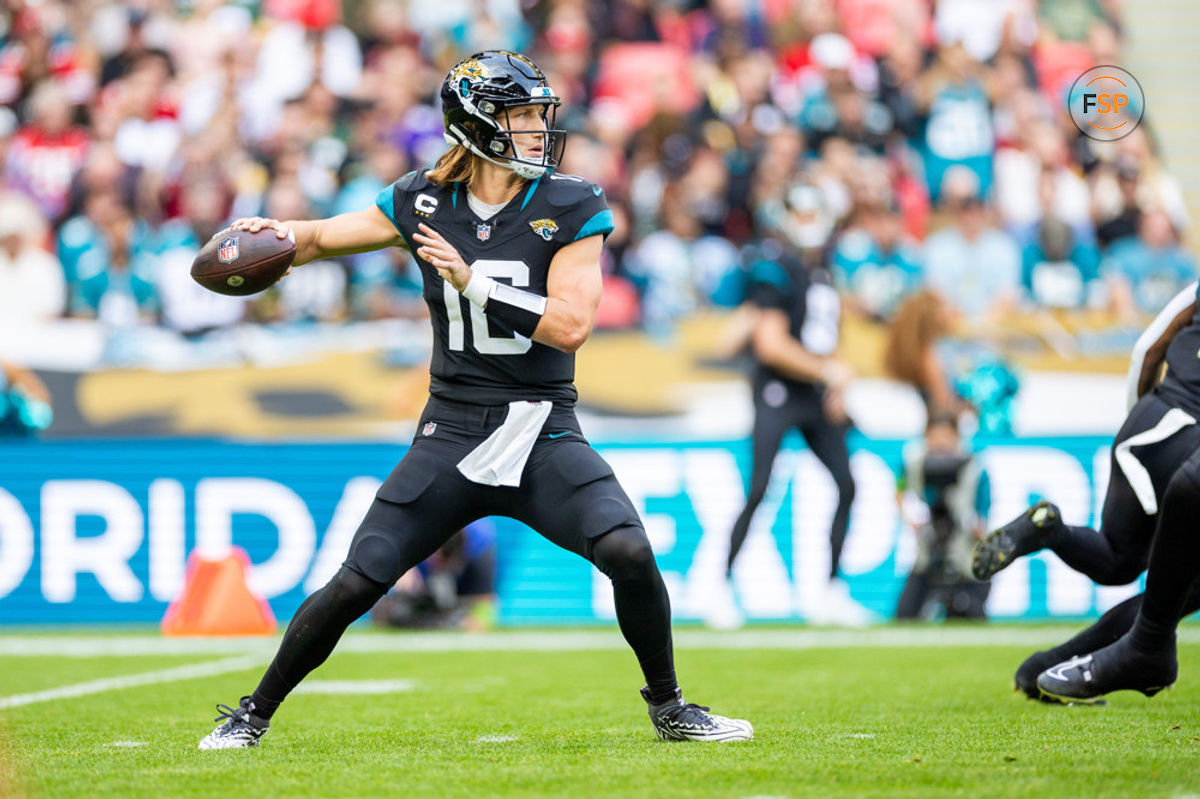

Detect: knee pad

[327,565,389,610]
[346,528,407,586]
[591,525,657,582]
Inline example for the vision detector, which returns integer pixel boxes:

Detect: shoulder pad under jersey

[393,169,434,193]
[542,173,603,208]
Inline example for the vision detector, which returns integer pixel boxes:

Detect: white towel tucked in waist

[456,401,553,487]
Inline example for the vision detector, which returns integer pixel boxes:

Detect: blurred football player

[199,50,752,749]
[1037,445,1200,703]
[724,182,865,626]
[976,280,1200,699]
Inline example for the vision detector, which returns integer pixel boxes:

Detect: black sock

[1129,468,1200,653]
[249,567,387,720]
[613,573,678,704]
[637,644,680,705]
[828,491,853,580]
[592,527,679,704]
[1051,592,1142,658]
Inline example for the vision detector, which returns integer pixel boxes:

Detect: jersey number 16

[441,259,533,355]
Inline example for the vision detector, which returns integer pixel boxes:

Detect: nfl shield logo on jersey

[476,223,491,242]
[422,422,437,436]
[217,236,239,263]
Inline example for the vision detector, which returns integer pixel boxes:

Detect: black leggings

[1131,453,1200,649]
[728,394,855,578]
[1043,393,1200,585]
[1032,584,1200,664]
[248,525,676,718]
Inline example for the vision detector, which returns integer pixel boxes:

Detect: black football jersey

[375,169,613,405]
[747,243,841,401]
[1157,281,1200,417]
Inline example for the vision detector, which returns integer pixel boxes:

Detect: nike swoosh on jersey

[547,431,571,438]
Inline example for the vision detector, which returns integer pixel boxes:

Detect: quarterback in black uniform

[200,50,752,748]
[975,280,1200,700]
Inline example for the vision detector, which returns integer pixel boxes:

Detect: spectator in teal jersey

[916,41,994,203]
[832,199,922,321]
[1104,208,1197,319]
[1021,216,1101,309]
[335,139,423,317]
[57,187,159,324]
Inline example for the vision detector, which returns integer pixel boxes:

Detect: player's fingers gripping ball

[231,217,293,239]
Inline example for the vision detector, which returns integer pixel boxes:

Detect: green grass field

[2,627,1200,798]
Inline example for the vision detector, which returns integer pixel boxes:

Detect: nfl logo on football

[476,223,491,242]
[217,236,240,263]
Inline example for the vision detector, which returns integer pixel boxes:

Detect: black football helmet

[440,50,566,180]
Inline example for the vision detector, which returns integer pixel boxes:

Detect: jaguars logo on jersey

[530,218,558,241]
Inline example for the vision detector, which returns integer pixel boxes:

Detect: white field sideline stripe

[0,655,261,710]
[4,626,1200,658]
[292,679,417,695]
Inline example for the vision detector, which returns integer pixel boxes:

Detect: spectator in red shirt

[5,79,90,221]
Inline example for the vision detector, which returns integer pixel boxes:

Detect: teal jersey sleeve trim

[520,177,542,211]
[374,183,403,235]
[573,209,614,241]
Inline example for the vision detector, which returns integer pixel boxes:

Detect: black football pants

[1040,393,1200,585]
[248,397,678,719]
[728,390,855,579]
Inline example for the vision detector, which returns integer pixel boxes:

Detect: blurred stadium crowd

[0,0,1193,352]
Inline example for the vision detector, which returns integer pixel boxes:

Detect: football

[191,227,296,296]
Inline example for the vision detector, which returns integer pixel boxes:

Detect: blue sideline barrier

[0,435,1141,625]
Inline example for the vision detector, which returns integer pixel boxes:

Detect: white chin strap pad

[510,162,547,179]
[446,124,547,180]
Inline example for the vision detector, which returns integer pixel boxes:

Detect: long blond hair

[426,145,477,186]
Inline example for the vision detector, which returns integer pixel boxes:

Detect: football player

[975,280,1200,699]
[724,182,863,625]
[199,50,752,748]
[1036,444,1200,703]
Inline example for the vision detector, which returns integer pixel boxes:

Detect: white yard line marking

[0,655,261,710]
[292,679,416,695]
[475,735,519,743]
[3,627,1200,658]
[104,741,148,748]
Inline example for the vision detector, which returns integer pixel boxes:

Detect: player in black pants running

[199,51,751,748]
[973,279,1200,698]
[724,183,861,626]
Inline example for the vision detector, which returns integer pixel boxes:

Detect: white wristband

[461,269,496,308]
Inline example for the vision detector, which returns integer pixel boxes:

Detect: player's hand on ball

[230,217,293,240]
[414,223,470,291]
